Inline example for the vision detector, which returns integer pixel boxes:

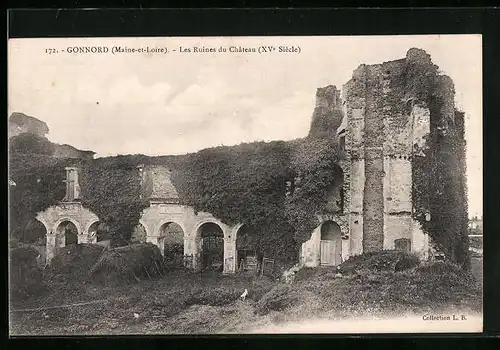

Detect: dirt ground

[9,270,277,335]
[9,253,483,335]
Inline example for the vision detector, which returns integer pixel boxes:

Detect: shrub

[10,246,47,301]
[339,250,421,275]
[47,243,105,281]
[9,133,54,156]
[89,243,166,286]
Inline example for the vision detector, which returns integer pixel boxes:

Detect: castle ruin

[35,48,464,272]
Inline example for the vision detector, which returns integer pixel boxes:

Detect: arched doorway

[198,222,224,271]
[131,223,147,243]
[24,219,47,245]
[319,220,342,266]
[235,225,258,272]
[55,221,78,249]
[88,221,110,245]
[159,222,184,267]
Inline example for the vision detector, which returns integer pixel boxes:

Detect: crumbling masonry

[300,49,438,267]
[37,48,458,271]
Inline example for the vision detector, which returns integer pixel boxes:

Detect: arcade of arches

[35,200,351,272]
[34,168,351,272]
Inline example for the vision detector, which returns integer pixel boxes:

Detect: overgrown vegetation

[9,48,468,268]
[390,48,469,267]
[10,250,481,335]
[10,133,342,263]
[9,153,78,240]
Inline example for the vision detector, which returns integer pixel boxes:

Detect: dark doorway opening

[198,222,224,271]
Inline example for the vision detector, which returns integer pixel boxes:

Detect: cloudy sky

[8,35,482,218]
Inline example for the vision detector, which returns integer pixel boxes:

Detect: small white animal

[240,289,248,301]
[133,313,140,319]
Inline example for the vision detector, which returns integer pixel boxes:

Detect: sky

[8,35,482,218]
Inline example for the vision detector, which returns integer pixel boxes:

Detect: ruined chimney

[63,167,80,201]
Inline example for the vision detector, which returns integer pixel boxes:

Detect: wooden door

[320,240,336,266]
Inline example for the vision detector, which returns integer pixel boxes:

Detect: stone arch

[235,224,259,272]
[86,220,109,243]
[85,220,100,236]
[155,220,187,238]
[131,222,148,243]
[35,217,51,235]
[196,221,225,271]
[319,220,342,266]
[158,221,185,265]
[36,203,99,264]
[194,218,226,236]
[23,218,47,244]
[53,217,82,236]
[138,219,151,237]
[54,219,79,248]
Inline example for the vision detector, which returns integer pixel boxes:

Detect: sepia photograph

[8,35,482,335]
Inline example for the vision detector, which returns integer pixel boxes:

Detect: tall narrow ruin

[339,49,439,258]
[302,48,467,266]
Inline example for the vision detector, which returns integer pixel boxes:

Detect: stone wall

[139,202,240,274]
[36,202,99,264]
[139,165,180,202]
[340,50,433,259]
[300,214,348,267]
[309,85,344,138]
[8,112,49,138]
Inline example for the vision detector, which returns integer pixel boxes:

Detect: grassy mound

[47,244,105,282]
[338,250,420,275]
[10,246,47,301]
[389,261,481,309]
[255,285,299,315]
[292,252,480,317]
[89,243,166,286]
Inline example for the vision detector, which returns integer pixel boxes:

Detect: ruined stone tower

[338,48,438,258]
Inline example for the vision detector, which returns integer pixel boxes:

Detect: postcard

[8,35,482,335]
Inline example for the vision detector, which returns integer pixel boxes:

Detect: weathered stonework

[300,214,348,267]
[301,49,439,264]
[36,49,448,271]
[36,201,99,264]
[340,49,433,259]
[138,165,241,274]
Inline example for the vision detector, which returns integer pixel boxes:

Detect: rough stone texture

[338,160,350,215]
[63,167,81,201]
[309,85,343,138]
[300,214,348,267]
[383,157,412,213]
[383,214,413,250]
[349,214,364,257]
[411,220,429,259]
[139,165,179,203]
[36,49,446,271]
[8,112,49,138]
[349,160,365,214]
[139,203,238,273]
[337,49,438,260]
[36,202,99,264]
[363,149,385,252]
